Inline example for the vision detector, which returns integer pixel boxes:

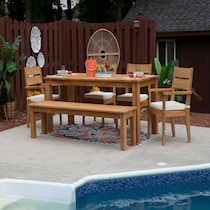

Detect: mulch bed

[0,111,210,132]
[140,111,210,127]
[0,111,27,132]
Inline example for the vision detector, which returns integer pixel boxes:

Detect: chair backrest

[172,66,193,91]
[127,63,152,75]
[24,66,45,96]
[172,66,194,105]
[125,63,152,95]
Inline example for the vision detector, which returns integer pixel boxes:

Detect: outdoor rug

[48,122,160,148]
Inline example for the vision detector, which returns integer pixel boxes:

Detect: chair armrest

[148,87,174,102]
[148,88,174,93]
[162,90,192,96]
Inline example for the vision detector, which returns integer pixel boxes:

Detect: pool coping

[0,163,210,205]
[0,179,75,204]
[72,163,210,189]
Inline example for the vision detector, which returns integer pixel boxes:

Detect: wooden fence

[0,15,156,111]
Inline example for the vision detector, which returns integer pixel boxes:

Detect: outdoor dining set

[25,63,193,151]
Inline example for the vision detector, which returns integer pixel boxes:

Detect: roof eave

[157,31,210,38]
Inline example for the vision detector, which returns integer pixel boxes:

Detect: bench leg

[120,115,127,151]
[41,113,47,134]
[30,108,36,138]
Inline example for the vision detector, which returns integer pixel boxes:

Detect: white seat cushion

[150,101,190,111]
[52,94,60,100]
[117,93,148,102]
[27,94,45,102]
[84,91,115,99]
[27,94,59,102]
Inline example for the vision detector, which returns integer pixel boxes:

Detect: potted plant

[0,35,26,105]
[153,57,178,88]
[153,57,202,101]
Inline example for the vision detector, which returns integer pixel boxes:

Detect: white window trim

[156,40,176,65]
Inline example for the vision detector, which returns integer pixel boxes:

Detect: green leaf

[0,35,4,43]
[6,61,17,72]
[176,95,183,102]
[0,60,3,75]
[12,35,22,51]
[4,79,11,90]
[154,57,162,75]
[17,54,27,63]
[2,46,14,61]
[192,87,202,101]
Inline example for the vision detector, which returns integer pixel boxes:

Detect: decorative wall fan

[86,28,120,70]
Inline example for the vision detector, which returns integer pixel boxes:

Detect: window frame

[156,39,176,65]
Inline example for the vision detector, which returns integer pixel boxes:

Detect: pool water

[76,169,210,209]
[0,198,75,210]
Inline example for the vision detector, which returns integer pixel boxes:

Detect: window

[156,40,176,65]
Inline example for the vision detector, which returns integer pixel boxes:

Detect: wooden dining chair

[147,66,194,145]
[24,66,62,127]
[116,63,152,107]
[114,63,152,128]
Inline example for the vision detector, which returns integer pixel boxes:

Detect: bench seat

[29,100,137,151]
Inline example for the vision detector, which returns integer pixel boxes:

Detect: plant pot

[6,101,15,119]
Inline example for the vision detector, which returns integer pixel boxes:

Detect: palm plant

[153,57,202,101]
[153,57,178,88]
[0,35,26,104]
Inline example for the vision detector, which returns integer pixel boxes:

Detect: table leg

[151,78,158,134]
[132,83,140,143]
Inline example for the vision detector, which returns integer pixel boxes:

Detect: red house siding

[176,36,210,113]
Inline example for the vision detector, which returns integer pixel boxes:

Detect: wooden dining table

[44,73,159,143]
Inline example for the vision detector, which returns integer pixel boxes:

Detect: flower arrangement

[29,90,42,96]
[96,64,116,74]
[90,86,100,92]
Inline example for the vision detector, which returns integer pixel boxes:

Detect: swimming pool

[0,179,75,210]
[74,164,210,209]
[1,163,210,209]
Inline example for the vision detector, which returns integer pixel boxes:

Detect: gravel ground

[0,111,210,132]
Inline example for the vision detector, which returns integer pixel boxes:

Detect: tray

[95,73,114,78]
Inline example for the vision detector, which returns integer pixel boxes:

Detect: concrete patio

[0,114,209,184]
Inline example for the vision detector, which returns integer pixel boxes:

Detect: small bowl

[128,72,144,78]
[134,71,144,76]
[128,73,134,78]
[57,70,67,76]
[136,74,142,78]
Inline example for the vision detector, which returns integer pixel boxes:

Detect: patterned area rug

[49,122,159,147]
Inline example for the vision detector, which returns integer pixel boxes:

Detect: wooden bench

[29,100,137,151]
